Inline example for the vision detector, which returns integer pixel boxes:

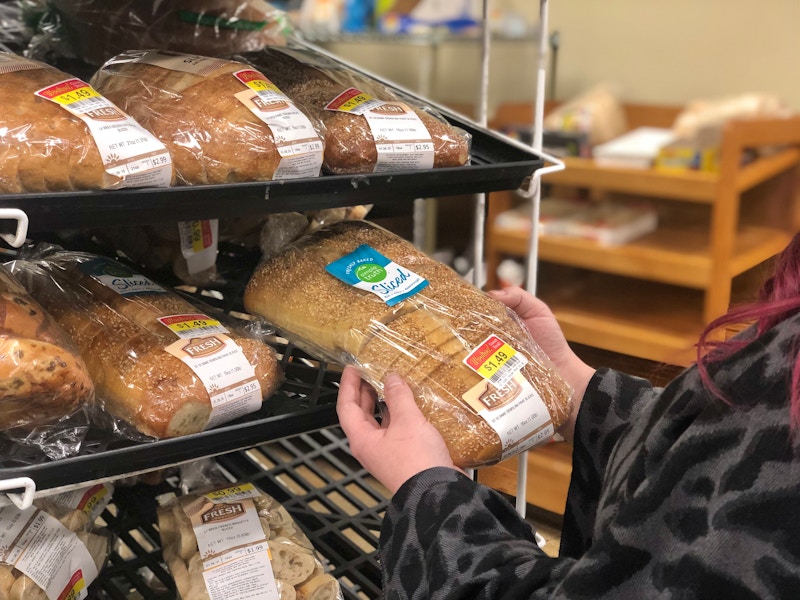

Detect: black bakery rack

[0,114,542,233]
[89,427,386,600]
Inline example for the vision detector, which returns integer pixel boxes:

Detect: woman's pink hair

[697,233,800,429]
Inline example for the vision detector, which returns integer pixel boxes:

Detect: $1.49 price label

[464,334,528,389]
[158,313,228,339]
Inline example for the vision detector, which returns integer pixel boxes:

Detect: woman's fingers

[381,373,424,425]
[488,286,552,322]
[337,366,379,440]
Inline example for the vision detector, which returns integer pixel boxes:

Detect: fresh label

[233,69,324,179]
[165,334,261,429]
[462,372,554,459]
[0,506,99,600]
[325,244,428,306]
[183,493,279,600]
[80,258,167,297]
[464,334,528,389]
[35,78,172,188]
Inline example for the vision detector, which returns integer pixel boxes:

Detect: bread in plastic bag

[157,482,342,600]
[90,50,326,185]
[8,249,283,439]
[239,44,472,174]
[0,51,174,193]
[243,219,573,469]
[0,263,93,436]
[31,0,291,67]
[0,486,112,600]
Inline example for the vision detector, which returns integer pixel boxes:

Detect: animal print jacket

[379,313,800,599]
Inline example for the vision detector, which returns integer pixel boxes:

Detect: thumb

[381,373,422,423]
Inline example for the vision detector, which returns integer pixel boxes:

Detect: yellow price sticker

[464,334,527,386]
[35,78,100,105]
[325,87,376,112]
[205,483,256,501]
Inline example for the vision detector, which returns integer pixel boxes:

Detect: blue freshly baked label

[325,244,428,306]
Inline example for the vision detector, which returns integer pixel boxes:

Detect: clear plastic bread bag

[25,0,292,67]
[0,484,113,600]
[90,49,327,185]
[0,262,94,459]
[156,459,343,600]
[238,44,472,174]
[0,51,174,194]
[7,246,284,441]
[243,219,573,469]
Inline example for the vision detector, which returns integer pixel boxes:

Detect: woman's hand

[488,286,596,444]
[336,365,463,495]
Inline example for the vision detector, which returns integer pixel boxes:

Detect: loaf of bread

[240,45,471,174]
[244,220,572,468]
[0,265,93,432]
[43,0,289,67]
[91,50,324,185]
[157,484,340,600]
[9,251,283,439]
[0,52,173,193]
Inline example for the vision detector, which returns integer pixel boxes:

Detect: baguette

[240,45,471,174]
[9,252,282,439]
[243,220,573,468]
[0,266,93,431]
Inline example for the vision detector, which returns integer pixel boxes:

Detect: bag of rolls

[8,249,283,440]
[244,220,573,469]
[157,482,341,600]
[90,50,326,185]
[239,44,471,175]
[0,485,112,600]
[0,51,173,194]
[0,263,94,458]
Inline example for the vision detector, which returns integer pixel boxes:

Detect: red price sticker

[464,334,528,388]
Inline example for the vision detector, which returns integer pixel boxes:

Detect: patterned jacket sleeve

[379,368,662,599]
[560,368,662,556]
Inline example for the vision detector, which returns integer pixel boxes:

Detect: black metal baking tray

[0,338,343,494]
[0,118,542,233]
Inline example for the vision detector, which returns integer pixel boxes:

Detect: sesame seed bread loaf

[9,252,283,439]
[91,51,320,185]
[0,266,94,431]
[244,220,572,468]
[240,45,471,174]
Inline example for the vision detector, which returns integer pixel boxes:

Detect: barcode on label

[488,353,525,388]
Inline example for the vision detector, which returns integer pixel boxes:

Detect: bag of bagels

[157,482,342,600]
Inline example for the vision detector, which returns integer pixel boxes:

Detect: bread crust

[241,46,471,174]
[11,253,282,438]
[0,54,114,193]
[244,220,573,468]
[0,267,93,430]
[91,53,289,185]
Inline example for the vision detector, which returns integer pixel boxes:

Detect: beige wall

[547,0,800,109]
[322,0,800,115]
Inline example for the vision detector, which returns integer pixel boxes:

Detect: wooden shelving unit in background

[486,102,800,367]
